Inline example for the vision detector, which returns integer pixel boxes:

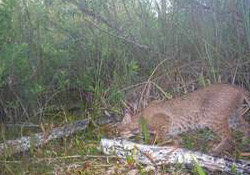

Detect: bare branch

[83,18,149,49]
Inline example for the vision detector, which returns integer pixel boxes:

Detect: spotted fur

[117,84,249,154]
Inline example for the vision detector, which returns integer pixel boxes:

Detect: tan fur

[117,84,249,154]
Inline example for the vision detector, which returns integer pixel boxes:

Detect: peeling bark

[100,138,250,174]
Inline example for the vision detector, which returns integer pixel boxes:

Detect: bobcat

[117,84,250,154]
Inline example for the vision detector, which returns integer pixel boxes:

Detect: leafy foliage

[0,0,249,126]
[0,0,250,174]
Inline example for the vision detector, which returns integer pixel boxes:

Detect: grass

[1,77,250,174]
[1,106,250,175]
[0,1,250,174]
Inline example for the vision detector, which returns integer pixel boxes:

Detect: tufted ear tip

[121,112,133,124]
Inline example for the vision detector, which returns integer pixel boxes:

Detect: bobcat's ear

[121,111,132,124]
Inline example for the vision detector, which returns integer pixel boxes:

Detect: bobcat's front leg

[209,121,234,155]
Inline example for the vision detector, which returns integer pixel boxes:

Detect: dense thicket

[0,0,249,123]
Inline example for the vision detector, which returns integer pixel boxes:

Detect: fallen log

[0,110,119,157]
[0,119,90,157]
[100,138,250,174]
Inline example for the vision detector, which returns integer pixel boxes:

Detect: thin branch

[83,17,149,49]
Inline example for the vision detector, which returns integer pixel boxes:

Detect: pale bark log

[0,112,118,157]
[0,119,89,157]
[100,138,250,174]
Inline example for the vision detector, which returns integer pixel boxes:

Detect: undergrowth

[0,0,250,174]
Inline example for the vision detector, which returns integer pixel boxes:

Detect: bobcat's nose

[120,130,134,138]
